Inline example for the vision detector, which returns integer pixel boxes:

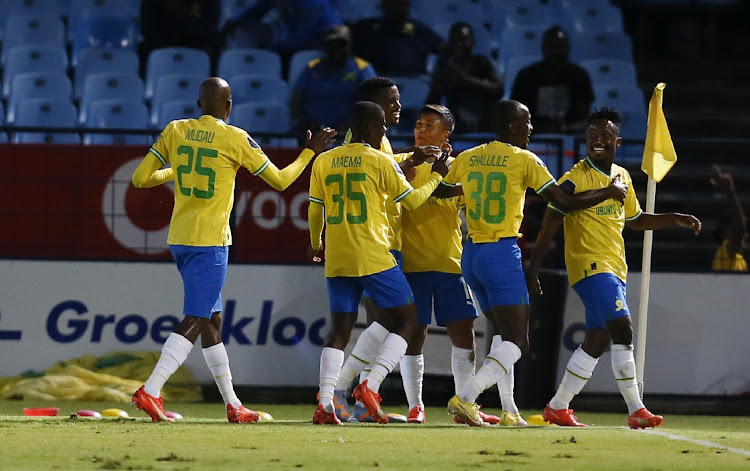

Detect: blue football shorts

[327,265,414,313]
[170,245,228,319]
[361,250,403,300]
[461,238,529,312]
[405,271,478,327]
[572,272,630,330]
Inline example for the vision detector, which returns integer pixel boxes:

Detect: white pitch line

[639,429,750,457]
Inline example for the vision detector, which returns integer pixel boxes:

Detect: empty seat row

[4,97,294,145]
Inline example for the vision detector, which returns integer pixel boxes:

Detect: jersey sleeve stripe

[440,181,457,188]
[625,209,643,221]
[149,148,166,165]
[536,179,555,194]
[393,187,413,202]
[252,159,270,176]
[309,196,324,204]
[547,203,566,215]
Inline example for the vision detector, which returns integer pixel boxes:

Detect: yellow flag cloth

[641,82,676,183]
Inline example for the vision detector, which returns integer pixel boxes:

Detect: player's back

[153,115,258,247]
[445,140,555,243]
[310,142,410,277]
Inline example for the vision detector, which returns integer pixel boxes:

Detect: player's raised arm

[255,128,337,191]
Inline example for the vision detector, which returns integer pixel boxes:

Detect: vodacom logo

[102,158,173,254]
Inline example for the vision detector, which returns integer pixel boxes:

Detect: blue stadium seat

[563,3,624,34]
[502,54,542,99]
[79,73,144,124]
[221,0,261,26]
[145,48,211,99]
[151,74,205,120]
[74,48,139,99]
[593,84,646,115]
[493,0,556,32]
[580,58,638,88]
[12,98,80,144]
[230,102,294,146]
[230,74,290,105]
[83,99,151,145]
[414,0,484,27]
[219,48,283,80]
[7,72,73,124]
[617,110,648,163]
[571,31,634,63]
[70,16,138,66]
[2,14,66,65]
[153,99,201,129]
[336,0,379,23]
[433,22,500,63]
[287,49,323,87]
[2,45,68,99]
[498,26,547,73]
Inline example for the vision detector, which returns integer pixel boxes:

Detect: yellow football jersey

[402,159,464,274]
[549,156,642,286]
[309,143,422,277]
[442,140,555,243]
[148,115,273,246]
[712,241,748,271]
[344,128,404,251]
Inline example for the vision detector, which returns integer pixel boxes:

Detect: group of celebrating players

[129,75,700,429]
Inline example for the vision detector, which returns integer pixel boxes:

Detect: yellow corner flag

[641,82,676,183]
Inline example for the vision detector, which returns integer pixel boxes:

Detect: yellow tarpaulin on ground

[0,352,202,403]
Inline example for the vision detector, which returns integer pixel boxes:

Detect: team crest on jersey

[533,155,547,168]
[247,136,260,149]
[392,161,405,176]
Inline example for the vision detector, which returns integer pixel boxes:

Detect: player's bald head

[198,77,232,119]
[491,100,524,131]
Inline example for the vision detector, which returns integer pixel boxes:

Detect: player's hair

[358,77,397,101]
[348,101,384,135]
[490,99,523,133]
[420,104,455,133]
[543,25,569,43]
[450,21,473,35]
[588,106,624,129]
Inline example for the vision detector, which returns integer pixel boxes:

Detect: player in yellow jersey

[526,107,701,428]
[397,104,500,425]
[443,100,628,427]
[309,101,450,425]
[334,77,442,423]
[129,77,336,423]
[710,165,747,271]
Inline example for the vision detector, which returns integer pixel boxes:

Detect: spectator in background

[350,0,443,77]
[510,25,594,134]
[290,25,377,133]
[710,165,748,271]
[426,22,504,134]
[222,0,340,68]
[139,0,223,76]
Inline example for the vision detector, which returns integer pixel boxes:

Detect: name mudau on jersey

[470,155,510,167]
[331,155,362,168]
[185,129,215,143]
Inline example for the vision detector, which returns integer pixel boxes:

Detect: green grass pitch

[2,400,749,470]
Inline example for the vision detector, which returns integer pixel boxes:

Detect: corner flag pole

[635,177,656,399]
[637,82,677,399]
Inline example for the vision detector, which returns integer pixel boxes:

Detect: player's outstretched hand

[305,128,337,155]
[709,164,734,193]
[607,174,627,203]
[410,145,442,165]
[675,213,702,235]
[431,150,451,177]
[526,269,543,295]
[308,244,324,263]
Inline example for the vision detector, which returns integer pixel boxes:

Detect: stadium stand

[571,31,634,62]
[1,13,66,65]
[218,48,283,81]
[79,73,145,124]
[580,58,638,88]
[70,16,138,67]
[7,72,73,125]
[230,102,294,146]
[592,84,647,115]
[2,45,69,99]
[74,48,140,100]
[145,48,211,100]
[153,99,201,129]
[11,98,80,144]
[287,49,323,86]
[82,99,151,145]
[230,74,290,105]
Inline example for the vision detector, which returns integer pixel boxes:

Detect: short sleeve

[383,158,414,203]
[623,172,642,220]
[149,123,173,165]
[237,132,271,175]
[526,153,555,194]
